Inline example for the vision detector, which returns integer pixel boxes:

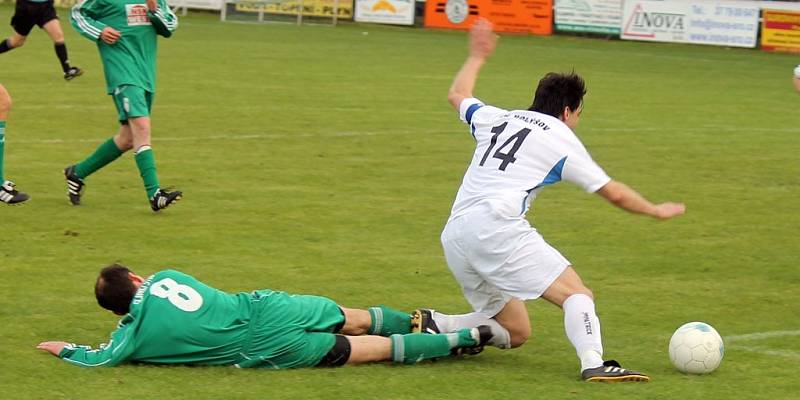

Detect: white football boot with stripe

[582,360,650,382]
[0,180,29,205]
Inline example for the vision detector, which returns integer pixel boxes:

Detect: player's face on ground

[563,102,583,130]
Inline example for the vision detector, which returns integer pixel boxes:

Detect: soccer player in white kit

[793,65,800,93]
[412,19,686,382]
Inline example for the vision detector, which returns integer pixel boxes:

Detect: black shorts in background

[10,0,59,36]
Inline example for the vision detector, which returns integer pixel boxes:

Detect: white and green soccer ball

[668,322,724,374]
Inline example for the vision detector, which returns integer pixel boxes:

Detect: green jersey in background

[70,0,177,94]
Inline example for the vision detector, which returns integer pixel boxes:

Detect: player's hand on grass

[100,27,121,45]
[146,0,158,11]
[653,202,686,220]
[36,341,68,357]
[469,18,497,60]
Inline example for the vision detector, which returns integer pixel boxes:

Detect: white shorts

[441,203,570,316]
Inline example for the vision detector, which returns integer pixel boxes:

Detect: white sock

[563,294,604,371]
[432,310,511,349]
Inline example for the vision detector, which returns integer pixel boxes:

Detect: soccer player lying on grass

[411,19,685,382]
[37,264,492,368]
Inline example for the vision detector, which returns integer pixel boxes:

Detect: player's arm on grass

[596,180,685,220]
[70,0,112,42]
[448,19,498,111]
[36,323,135,367]
[148,0,178,38]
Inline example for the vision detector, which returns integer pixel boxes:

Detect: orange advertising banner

[424,0,553,35]
[761,9,800,54]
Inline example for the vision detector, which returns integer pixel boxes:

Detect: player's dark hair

[95,264,136,315]
[529,72,586,119]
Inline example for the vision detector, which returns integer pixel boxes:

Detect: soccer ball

[668,322,724,374]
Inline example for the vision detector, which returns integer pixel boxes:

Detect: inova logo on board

[624,3,685,38]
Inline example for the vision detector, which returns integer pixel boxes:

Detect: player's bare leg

[339,307,371,335]
[491,299,531,348]
[42,19,82,80]
[6,32,26,49]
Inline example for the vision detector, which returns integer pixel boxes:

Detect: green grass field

[1,4,798,399]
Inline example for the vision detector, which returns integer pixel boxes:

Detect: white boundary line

[726,330,800,342]
[8,125,800,146]
[725,330,800,360]
[9,130,420,145]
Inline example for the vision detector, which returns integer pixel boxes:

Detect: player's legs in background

[2,1,34,54]
[41,19,81,79]
[0,84,10,182]
[0,84,28,204]
[0,33,26,53]
[125,89,181,210]
[128,116,161,199]
[65,124,128,205]
[72,124,129,180]
[541,266,603,371]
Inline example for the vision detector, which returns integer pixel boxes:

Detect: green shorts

[245,290,346,369]
[112,85,153,123]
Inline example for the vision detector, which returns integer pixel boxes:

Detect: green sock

[389,329,478,365]
[368,306,413,336]
[0,121,5,182]
[134,146,160,199]
[74,137,124,179]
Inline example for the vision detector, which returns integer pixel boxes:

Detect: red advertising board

[424,0,553,35]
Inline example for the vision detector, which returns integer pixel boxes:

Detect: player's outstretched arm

[36,341,69,357]
[596,180,685,220]
[448,18,498,111]
[36,322,135,367]
[149,0,179,38]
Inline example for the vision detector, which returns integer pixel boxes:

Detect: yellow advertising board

[235,0,353,19]
[761,9,800,53]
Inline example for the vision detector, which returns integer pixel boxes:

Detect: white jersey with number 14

[448,98,612,221]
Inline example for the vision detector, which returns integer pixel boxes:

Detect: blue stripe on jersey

[470,124,477,139]
[465,104,483,125]
[534,156,568,189]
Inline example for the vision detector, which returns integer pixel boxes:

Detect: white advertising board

[355,0,415,26]
[621,1,759,48]
[555,0,623,35]
[167,0,223,11]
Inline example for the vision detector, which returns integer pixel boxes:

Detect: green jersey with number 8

[58,269,343,368]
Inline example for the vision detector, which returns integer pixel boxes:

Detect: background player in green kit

[0,83,29,204]
[0,0,83,80]
[37,265,493,368]
[66,0,181,211]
